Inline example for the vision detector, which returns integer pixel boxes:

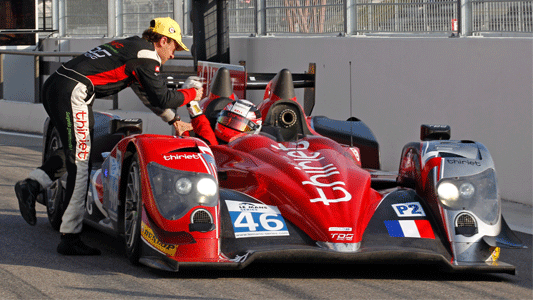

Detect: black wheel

[45,127,67,231]
[46,175,67,231]
[44,126,62,163]
[124,153,143,264]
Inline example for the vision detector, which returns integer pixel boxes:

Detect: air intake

[191,209,213,223]
[189,209,215,232]
[455,212,478,237]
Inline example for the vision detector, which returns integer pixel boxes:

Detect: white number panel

[226,200,289,238]
[391,202,426,217]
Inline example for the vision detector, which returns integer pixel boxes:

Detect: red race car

[39,62,524,273]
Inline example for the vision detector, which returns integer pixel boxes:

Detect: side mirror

[420,124,450,141]
[110,118,143,136]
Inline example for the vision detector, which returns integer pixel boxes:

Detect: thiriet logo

[446,158,481,166]
[163,153,201,160]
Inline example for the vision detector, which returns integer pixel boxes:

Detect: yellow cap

[150,17,189,51]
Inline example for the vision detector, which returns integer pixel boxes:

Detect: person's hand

[194,87,204,101]
[172,120,194,136]
[182,76,203,89]
[182,76,204,101]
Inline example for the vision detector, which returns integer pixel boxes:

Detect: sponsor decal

[392,202,426,217]
[101,44,119,54]
[163,153,201,160]
[84,46,112,60]
[226,200,289,238]
[74,109,90,160]
[329,227,352,232]
[428,124,448,129]
[141,221,178,256]
[384,220,435,239]
[446,158,481,166]
[65,111,73,151]
[230,101,251,117]
[331,233,354,241]
[109,40,123,49]
[272,141,351,205]
[155,65,160,73]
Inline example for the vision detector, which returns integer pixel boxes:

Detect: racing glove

[187,100,203,118]
[182,76,203,89]
[180,76,204,105]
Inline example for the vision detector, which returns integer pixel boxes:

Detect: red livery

[40,63,524,274]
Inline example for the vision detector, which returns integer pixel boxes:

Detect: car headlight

[436,168,500,224]
[459,182,475,199]
[437,182,476,204]
[197,177,217,205]
[437,182,459,203]
[175,178,193,195]
[197,178,217,196]
[147,162,218,221]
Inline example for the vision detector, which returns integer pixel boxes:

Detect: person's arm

[130,82,178,123]
[186,101,218,145]
[190,115,218,145]
[130,58,199,110]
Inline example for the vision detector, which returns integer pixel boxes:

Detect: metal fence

[122,0,174,36]
[38,0,532,37]
[355,0,458,33]
[64,0,108,36]
[229,0,257,33]
[265,0,345,34]
[472,0,532,33]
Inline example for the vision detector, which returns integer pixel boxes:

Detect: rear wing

[164,61,316,116]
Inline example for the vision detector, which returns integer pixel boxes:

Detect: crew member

[14,17,202,256]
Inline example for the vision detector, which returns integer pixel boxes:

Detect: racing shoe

[14,178,41,226]
[57,233,101,256]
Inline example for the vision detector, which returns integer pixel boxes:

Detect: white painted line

[0,130,42,139]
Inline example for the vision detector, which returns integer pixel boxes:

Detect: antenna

[349,61,354,147]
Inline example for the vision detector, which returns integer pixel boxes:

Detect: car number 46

[234,212,285,231]
[226,200,290,238]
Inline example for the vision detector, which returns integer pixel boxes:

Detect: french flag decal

[384,220,435,239]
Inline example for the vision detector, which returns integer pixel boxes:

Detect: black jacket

[63,36,193,112]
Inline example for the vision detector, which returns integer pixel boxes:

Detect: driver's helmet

[215,99,262,143]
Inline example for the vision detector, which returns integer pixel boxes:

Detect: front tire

[46,174,68,231]
[44,126,68,231]
[124,153,143,264]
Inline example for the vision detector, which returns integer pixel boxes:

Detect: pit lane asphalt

[0,131,531,300]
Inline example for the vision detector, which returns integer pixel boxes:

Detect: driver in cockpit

[175,77,262,145]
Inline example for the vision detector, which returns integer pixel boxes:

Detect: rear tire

[124,153,143,264]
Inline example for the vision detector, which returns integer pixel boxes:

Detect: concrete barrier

[0,100,172,135]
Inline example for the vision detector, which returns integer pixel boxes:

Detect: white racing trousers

[40,66,95,234]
